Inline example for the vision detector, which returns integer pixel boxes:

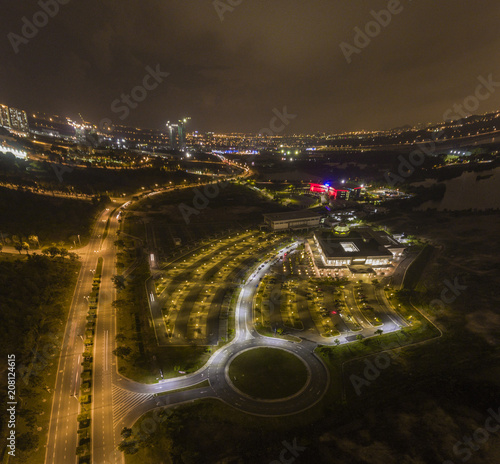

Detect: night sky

[2,0,500,133]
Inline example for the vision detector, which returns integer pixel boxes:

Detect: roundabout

[226,347,310,401]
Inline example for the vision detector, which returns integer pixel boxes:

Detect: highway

[45,207,114,464]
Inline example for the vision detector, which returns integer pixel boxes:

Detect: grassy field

[228,348,308,400]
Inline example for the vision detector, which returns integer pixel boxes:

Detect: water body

[418,166,500,211]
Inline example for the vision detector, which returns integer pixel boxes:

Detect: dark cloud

[1,0,500,132]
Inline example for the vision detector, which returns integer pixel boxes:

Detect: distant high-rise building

[0,104,11,128]
[167,117,190,151]
[8,107,29,132]
[0,104,29,133]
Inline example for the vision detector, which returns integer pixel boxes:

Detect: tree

[356,334,363,341]
[76,444,89,456]
[28,235,40,248]
[22,242,30,254]
[334,339,340,346]
[14,243,23,254]
[0,244,3,253]
[118,440,138,455]
[375,329,383,336]
[121,427,133,439]
[17,432,39,452]
[112,299,127,310]
[44,246,60,257]
[112,275,126,290]
[113,346,132,358]
[59,247,69,258]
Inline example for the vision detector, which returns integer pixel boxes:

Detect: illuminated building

[0,104,29,133]
[167,117,190,151]
[0,105,11,128]
[313,225,405,268]
[310,182,364,200]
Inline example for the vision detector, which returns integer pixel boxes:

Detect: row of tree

[2,241,79,260]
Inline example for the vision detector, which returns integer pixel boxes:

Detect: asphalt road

[45,207,114,464]
[92,209,123,464]
[390,252,418,289]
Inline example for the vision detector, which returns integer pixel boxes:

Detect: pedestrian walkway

[112,385,154,429]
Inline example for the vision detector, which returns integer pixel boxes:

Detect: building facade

[313,226,405,268]
[0,104,29,133]
[263,210,321,230]
[167,118,190,151]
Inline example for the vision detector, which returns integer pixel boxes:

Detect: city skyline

[2,1,500,133]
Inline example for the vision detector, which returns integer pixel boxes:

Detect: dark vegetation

[0,186,104,244]
[0,153,203,196]
[0,254,80,462]
[228,348,308,399]
[402,244,435,289]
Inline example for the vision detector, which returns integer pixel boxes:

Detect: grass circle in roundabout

[228,347,309,400]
